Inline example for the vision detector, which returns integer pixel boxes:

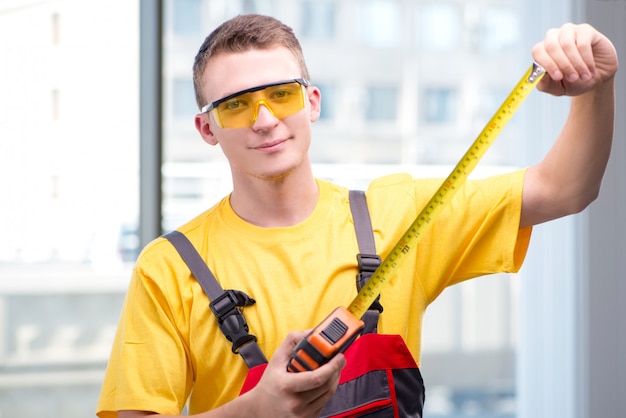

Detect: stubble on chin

[250,164,296,183]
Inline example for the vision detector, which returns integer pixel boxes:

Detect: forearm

[119,393,259,418]
[547,79,614,204]
[521,78,615,227]
[118,331,345,418]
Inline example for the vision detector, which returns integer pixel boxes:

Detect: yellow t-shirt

[97,171,531,417]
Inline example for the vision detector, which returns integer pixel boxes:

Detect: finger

[534,24,597,84]
[570,24,597,81]
[558,23,595,82]
[532,28,565,81]
[299,356,345,411]
[289,353,345,393]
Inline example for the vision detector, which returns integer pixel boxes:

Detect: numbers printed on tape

[287,63,546,373]
[348,63,546,319]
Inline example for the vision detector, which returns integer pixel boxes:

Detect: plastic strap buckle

[209,289,255,318]
[357,253,381,273]
[209,290,257,353]
[356,254,384,313]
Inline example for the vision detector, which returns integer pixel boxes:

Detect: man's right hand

[240,330,346,417]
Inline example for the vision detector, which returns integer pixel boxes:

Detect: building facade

[1,0,530,416]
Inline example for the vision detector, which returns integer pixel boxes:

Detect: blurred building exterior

[1,0,525,416]
[0,0,139,416]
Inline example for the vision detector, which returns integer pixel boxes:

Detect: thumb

[271,330,311,364]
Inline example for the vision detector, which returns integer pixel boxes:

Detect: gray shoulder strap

[349,190,383,334]
[349,190,377,262]
[164,230,268,368]
[165,191,381,364]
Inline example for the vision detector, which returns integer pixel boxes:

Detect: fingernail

[581,73,591,81]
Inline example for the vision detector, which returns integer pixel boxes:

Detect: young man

[97,14,618,418]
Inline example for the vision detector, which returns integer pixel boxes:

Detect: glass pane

[0,0,139,416]
[422,87,458,124]
[416,3,462,51]
[357,0,401,47]
[161,1,539,417]
[301,0,336,40]
[477,7,520,53]
[173,0,203,36]
[172,77,198,118]
[366,85,398,121]
[317,83,337,120]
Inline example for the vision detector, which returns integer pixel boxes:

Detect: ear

[307,86,322,123]
[195,113,218,146]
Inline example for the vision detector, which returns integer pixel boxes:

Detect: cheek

[215,136,241,157]
[292,118,313,149]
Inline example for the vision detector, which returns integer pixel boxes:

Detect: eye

[269,86,298,101]
[272,89,290,99]
[219,98,249,112]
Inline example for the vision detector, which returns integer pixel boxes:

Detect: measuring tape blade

[348,62,546,319]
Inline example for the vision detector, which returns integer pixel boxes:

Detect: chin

[254,162,299,183]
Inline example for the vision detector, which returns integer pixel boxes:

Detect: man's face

[195,47,321,182]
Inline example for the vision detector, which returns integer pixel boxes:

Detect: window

[477,8,519,52]
[317,83,336,120]
[160,9,533,416]
[358,0,400,47]
[172,78,198,118]
[2,1,604,417]
[366,85,398,121]
[235,0,273,15]
[0,1,140,415]
[416,3,462,51]
[423,87,457,124]
[301,0,335,40]
[173,0,202,36]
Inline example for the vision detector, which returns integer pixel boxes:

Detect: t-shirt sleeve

[418,169,532,301]
[366,169,531,305]
[96,243,193,417]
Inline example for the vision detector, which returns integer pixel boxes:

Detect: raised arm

[520,23,618,228]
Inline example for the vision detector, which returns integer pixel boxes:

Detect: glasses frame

[200,78,311,114]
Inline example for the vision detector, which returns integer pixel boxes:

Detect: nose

[252,101,279,129]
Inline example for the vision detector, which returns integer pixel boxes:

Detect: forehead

[203,47,302,102]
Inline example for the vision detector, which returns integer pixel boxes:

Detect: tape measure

[348,62,546,318]
[288,62,546,372]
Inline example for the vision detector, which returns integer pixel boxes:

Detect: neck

[229,165,319,227]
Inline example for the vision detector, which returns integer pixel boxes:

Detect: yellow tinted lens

[214,92,255,129]
[261,83,304,119]
[214,82,305,129]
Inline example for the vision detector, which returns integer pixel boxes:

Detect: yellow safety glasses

[201,78,310,129]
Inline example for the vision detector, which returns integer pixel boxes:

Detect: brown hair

[192,14,310,109]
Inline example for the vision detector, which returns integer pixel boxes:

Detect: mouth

[253,138,288,153]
